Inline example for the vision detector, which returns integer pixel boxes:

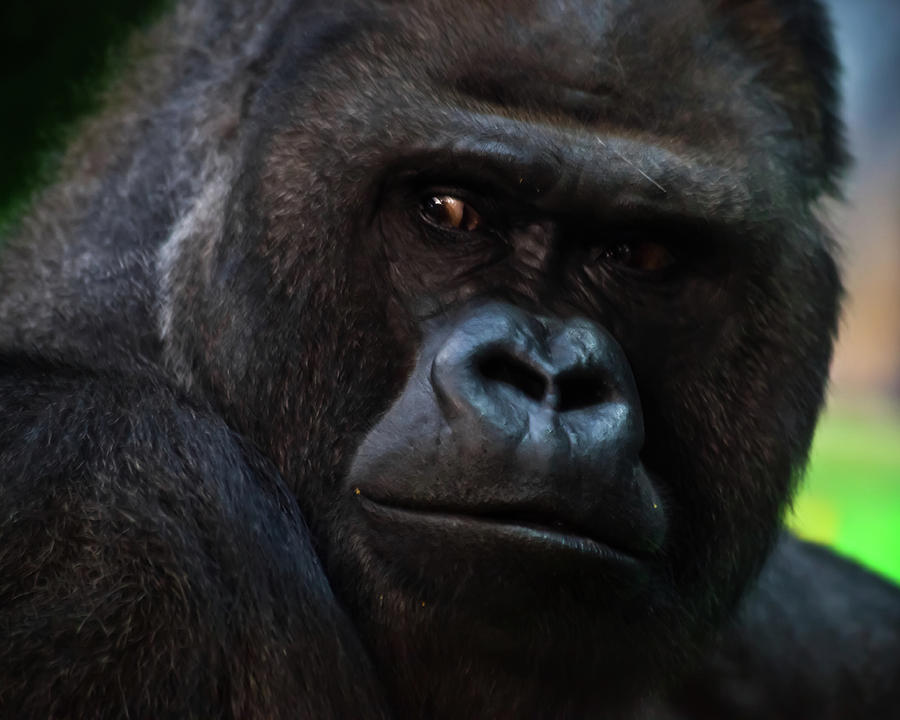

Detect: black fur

[0,1,897,718]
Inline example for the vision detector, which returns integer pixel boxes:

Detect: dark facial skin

[161,0,840,714]
[6,0,886,718]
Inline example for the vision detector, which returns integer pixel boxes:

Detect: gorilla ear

[720,0,848,196]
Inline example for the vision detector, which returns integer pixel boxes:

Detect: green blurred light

[790,408,900,583]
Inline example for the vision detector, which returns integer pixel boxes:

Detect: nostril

[556,370,609,412]
[477,351,548,403]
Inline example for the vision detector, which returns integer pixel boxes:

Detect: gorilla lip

[356,493,644,566]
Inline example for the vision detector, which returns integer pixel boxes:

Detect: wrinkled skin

[0,1,898,718]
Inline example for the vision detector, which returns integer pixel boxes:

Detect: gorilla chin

[1,0,899,719]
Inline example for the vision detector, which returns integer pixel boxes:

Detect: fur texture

[1,1,897,718]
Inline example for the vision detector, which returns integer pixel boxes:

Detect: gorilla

[0,0,898,718]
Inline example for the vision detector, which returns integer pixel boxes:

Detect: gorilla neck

[360,608,669,719]
[389,655,655,719]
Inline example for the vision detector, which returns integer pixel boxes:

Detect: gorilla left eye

[420,195,482,231]
[600,240,675,274]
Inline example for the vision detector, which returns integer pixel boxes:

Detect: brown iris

[421,195,482,231]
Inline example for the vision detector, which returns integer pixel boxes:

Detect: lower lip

[356,495,641,567]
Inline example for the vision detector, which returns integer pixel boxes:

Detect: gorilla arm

[0,354,391,720]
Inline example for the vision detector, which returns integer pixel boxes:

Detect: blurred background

[1,1,898,581]
[787,0,900,583]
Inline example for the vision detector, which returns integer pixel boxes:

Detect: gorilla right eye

[420,195,482,231]
[597,239,676,275]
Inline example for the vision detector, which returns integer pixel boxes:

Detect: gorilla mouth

[356,493,645,566]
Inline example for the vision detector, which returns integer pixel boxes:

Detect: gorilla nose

[474,343,607,412]
[430,303,640,441]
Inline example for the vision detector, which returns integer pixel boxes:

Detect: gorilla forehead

[250,0,812,233]
[263,1,787,129]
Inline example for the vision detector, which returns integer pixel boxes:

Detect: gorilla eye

[600,240,675,274]
[421,195,482,231]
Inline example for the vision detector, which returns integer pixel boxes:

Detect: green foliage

[791,408,900,583]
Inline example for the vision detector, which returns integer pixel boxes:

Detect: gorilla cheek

[341,300,668,617]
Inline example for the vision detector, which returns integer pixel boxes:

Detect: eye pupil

[421,195,481,231]
[606,243,633,264]
[601,240,674,274]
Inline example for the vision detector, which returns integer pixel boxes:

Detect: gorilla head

[154,0,842,712]
[0,0,847,717]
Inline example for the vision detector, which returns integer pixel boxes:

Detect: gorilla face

[163,0,842,711]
